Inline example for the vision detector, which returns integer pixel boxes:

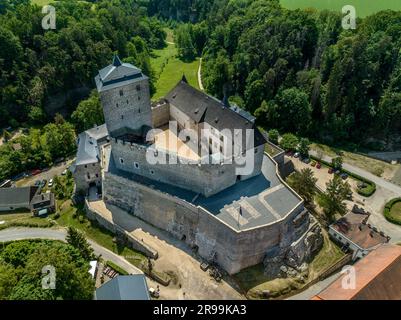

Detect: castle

[72,56,316,275]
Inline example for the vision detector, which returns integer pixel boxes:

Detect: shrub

[78,215,84,223]
[106,261,129,275]
[383,198,401,225]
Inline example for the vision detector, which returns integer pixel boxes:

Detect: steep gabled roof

[165,80,266,149]
[95,55,147,92]
[0,186,39,207]
[75,124,108,166]
[314,244,401,300]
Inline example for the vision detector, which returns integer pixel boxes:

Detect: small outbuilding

[0,186,39,212]
[95,275,150,300]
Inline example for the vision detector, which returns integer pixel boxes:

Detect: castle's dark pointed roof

[95,55,147,92]
[112,54,122,67]
[165,80,266,149]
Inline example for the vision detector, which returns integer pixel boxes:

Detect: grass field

[150,29,200,100]
[281,0,401,17]
[31,0,53,5]
[54,200,148,269]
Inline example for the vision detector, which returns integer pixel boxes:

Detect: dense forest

[0,0,165,128]
[152,0,401,146]
[0,239,94,300]
[197,0,401,146]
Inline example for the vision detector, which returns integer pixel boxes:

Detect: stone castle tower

[95,55,152,135]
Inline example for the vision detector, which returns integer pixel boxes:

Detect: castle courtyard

[88,200,244,300]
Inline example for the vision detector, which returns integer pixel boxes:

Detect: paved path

[0,227,143,275]
[198,57,204,91]
[309,150,401,195]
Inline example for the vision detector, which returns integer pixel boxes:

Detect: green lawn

[281,0,401,17]
[0,212,54,230]
[31,0,54,5]
[53,200,147,269]
[391,202,401,219]
[151,42,200,100]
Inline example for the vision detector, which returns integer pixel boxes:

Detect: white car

[48,179,54,187]
[294,152,300,158]
[62,169,68,175]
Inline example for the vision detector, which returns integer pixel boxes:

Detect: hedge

[309,155,376,197]
[106,260,129,275]
[383,198,401,226]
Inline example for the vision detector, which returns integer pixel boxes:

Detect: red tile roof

[330,212,389,250]
[312,244,401,300]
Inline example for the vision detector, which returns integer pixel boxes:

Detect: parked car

[335,169,341,175]
[62,169,68,175]
[302,158,311,164]
[286,151,294,157]
[34,180,41,187]
[294,152,300,158]
[341,173,348,180]
[311,161,316,167]
[316,162,321,169]
[31,169,41,176]
[328,168,334,174]
[40,179,47,188]
[48,179,54,187]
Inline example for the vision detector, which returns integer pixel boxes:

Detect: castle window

[119,158,124,164]
[134,162,140,169]
[127,100,129,104]
[220,146,223,153]
[136,85,141,91]
[255,148,258,154]
[150,169,154,175]
[138,96,141,101]
[87,173,90,179]
[84,165,87,168]
[121,115,124,120]
[138,108,141,113]
[92,163,96,166]
[119,90,124,96]
[116,103,119,108]
[95,174,99,178]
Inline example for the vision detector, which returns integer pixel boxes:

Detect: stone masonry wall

[111,139,238,197]
[152,102,170,128]
[100,77,152,134]
[103,170,309,274]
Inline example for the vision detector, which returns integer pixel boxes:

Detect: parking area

[15,157,75,188]
[291,156,359,194]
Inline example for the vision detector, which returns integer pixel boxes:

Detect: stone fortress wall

[100,78,152,133]
[111,136,265,198]
[103,152,309,274]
